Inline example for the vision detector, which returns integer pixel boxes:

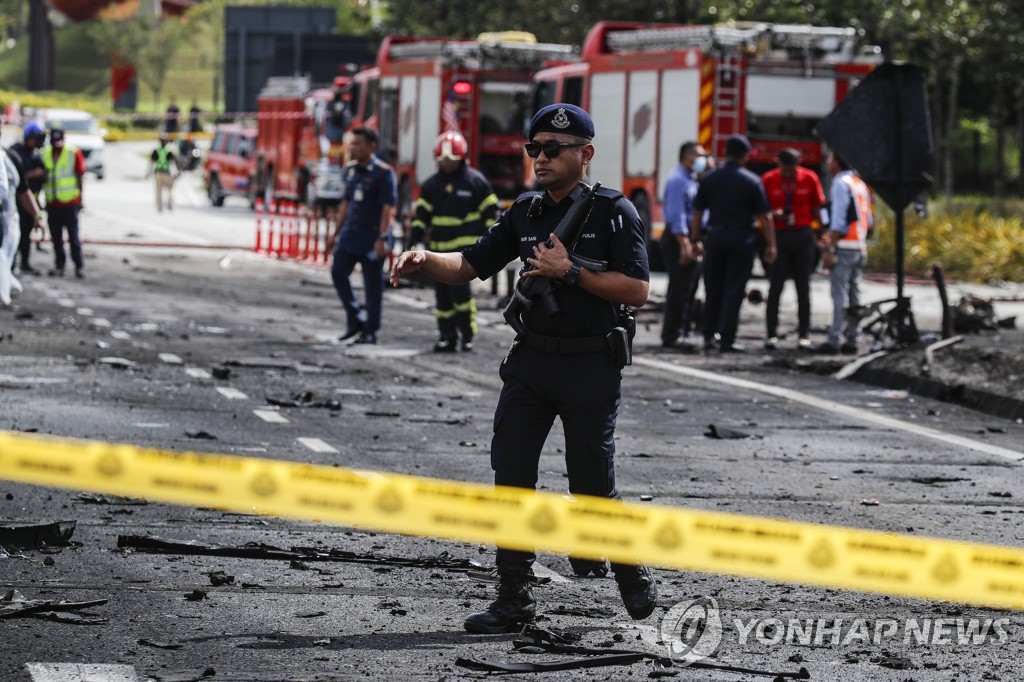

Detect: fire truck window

[349,82,363,119]
[746,112,818,139]
[479,82,530,136]
[226,133,241,155]
[532,81,556,113]
[211,132,225,153]
[563,77,583,107]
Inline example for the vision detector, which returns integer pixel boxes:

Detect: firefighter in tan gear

[408,131,499,352]
[147,134,178,213]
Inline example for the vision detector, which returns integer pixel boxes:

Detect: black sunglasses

[524,141,586,159]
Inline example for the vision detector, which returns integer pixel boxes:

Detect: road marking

[110,330,132,340]
[158,353,183,365]
[635,357,1024,462]
[133,423,169,428]
[185,368,212,379]
[216,387,248,400]
[25,663,139,682]
[297,437,339,454]
[531,561,570,584]
[253,409,289,424]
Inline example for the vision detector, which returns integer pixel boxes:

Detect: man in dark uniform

[391,103,656,633]
[7,122,47,275]
[691,135,775,353]
[326,127,396,345]
[409,131,499,352]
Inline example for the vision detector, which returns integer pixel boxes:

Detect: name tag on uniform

[353,187,364,202]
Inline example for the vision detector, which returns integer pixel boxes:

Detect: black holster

[605,327,631,370]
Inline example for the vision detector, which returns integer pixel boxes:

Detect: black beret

[725,134,751,156]
[528,103,595,141]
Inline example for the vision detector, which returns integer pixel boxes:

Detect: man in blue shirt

[326,128,397,345]
[659,141,707,348]
[691,135,774,353]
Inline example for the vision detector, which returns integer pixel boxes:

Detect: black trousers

[47,205,83,271]
[766,227,816,339]
[702,228,755,347]
[659,233,700,345]
[18,209,36,269]
[433,281,475,341]
[491,344,621,567]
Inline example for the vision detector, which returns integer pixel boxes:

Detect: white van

[38,108,107,180]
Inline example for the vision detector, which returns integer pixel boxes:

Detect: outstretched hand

[390,249,427,287]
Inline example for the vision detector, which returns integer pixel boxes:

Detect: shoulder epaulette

[373,158,393,170]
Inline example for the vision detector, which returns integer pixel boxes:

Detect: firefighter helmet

[434,131,467,162]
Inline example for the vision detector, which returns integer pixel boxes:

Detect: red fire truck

[254,76,349,205]
[342,32,578,222]
[529,21,882,247]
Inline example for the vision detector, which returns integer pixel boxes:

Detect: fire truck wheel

[208,175,225,207]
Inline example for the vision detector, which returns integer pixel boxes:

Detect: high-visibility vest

[838,173,872,251]
[42,145,81,204]
[154,144,174,173]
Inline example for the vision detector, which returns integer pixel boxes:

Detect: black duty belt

[520,330,608,355]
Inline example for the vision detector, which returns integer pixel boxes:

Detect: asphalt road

[2,141,1023,681]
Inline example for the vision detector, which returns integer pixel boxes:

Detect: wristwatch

[561,263,582,286]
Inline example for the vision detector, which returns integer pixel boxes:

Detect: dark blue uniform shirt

[338,155,397,256]
[693,160,770,231]
[463,183,649,338]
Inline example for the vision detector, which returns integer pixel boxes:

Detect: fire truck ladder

[604,23,769,54]
[767,24,859,63]
[710,50,741,155]
[388,39,578,68]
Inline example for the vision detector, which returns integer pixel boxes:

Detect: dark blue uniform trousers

[702,228,755,348]
[47,205,83,272]
[491,344,621,568]
[331,247,384,335]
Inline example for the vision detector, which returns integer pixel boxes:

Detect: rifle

[503,182,608,336]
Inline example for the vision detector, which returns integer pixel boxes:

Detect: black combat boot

[463,565,536,633]
[612,563,657,619]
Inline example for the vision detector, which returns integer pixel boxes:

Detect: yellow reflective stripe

[429,235,479,251]
[453,300,476,314]
[415,197,433,212]
[435,307,456,319]
[432,216,465,227]
[410,220,426,230]
[478,193,498,211]
[464,211,481,223]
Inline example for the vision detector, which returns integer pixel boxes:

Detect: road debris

[74,493,148,506]
[0,520,77,551]
[704,424,760,440]
[861,498,881,506]
[1,589,108,623]
[206,571,234,586]
[456,626,811,678]
[118,534,481,570]
[138,638,184,650]
[185,430,218,440]
[265,391,342,411]
[96,357,138,369]
[183,590,208,602]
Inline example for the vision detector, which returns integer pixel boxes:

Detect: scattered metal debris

[118,535,481,570]
[183,590,208,602]
[952,295,1016,333]
[456,625,811,678]
[185,430,218,440]
[861,498,881,506]
[265,391,341,411]
[207,571,234,586]
[546,605,616,619]
[210,365,232,380]
[0,520,77,551]
[704,424,759,440]
[75,493,147,506]
[0,589,108,623]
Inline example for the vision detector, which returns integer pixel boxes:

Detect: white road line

[158,353,183,364]
[636,357,1024,462]
[216,387,248,400]
[531,561,570,584]
[297,437,339,454]
[26,662,139,682]
[185,368,212,379]
[254,409,289,424]
[133,423,169,428]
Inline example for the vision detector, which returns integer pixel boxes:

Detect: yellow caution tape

[3,429,1024,609]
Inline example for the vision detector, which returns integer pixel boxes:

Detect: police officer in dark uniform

[409,131,499,352]
[690,135,775,353]
[391,103,656,633]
